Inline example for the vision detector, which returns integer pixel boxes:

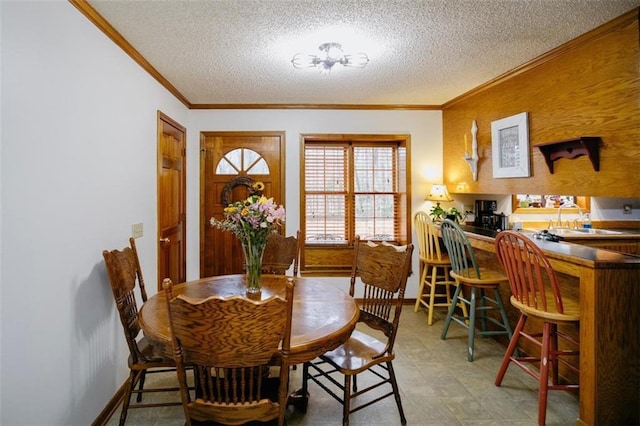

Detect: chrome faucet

[555,202,583,229]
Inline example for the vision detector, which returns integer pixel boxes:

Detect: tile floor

[108,308,579,425]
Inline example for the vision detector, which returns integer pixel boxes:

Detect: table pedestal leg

[287,388,309,412]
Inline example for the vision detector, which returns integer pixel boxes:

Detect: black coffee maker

[474,200,510,230]
[474,200,498,229]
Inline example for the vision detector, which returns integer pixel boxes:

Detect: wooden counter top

[460,225,640,268]
[457,225,640,426]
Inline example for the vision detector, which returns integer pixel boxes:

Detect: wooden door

[200,131,285,278]
[157,112,186,290]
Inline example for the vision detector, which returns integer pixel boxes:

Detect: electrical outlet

[464,204,474,214]
[623,204,632,214]
[132,222,144,238]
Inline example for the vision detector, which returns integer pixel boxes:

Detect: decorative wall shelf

[536,136,601,174]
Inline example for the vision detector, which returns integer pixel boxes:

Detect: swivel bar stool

[440,219,513,362]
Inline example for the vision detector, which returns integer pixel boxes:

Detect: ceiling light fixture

[291,42,369,71]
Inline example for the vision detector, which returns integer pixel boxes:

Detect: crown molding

[189,103,440,110]
[69,0,191,108]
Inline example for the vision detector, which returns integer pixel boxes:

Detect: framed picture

[491,112,530,178]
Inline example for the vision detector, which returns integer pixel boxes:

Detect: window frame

[511,194,590,214]
[300,134,411,276]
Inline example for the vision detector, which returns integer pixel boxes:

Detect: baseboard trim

[355,298,416,305]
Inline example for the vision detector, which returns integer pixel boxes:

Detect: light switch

[132,222,144,238]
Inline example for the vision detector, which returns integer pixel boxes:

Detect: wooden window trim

[300,134,412,276]
[511,195,591,214]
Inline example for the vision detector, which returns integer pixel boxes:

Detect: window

[511,194,590,213]
[215,148,269,175]
[301,134,411,275]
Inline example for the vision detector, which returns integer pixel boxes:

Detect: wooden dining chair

[413,211,467,325]
[302,237,414,426]
[494,231,580,426]
[102,238,181,426]
[163,277,295,426]
[439,219,513,362]
[261,230,301,276]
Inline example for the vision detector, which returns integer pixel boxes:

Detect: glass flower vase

[241,239,266,297]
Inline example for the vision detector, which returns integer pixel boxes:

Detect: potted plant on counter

[429,206,464,223]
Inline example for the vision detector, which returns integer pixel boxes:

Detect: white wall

[187,110,444,295]
[1,2,187,424]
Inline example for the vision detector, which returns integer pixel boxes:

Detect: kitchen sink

[547,228,623,236]
[570,228,622,235]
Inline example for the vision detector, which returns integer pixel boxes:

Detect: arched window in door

[215,148,269,175]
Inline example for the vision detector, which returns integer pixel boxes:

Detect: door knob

[159,237,170,244]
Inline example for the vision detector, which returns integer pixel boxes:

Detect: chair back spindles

[496,231,564,314]
[440,219,480,279]
[415,211,444,262]
[103,245,145,363]
[128,237,148,302]
[261,230,301,276]
[351,240,413,331]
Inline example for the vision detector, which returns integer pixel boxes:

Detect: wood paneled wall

[442,8,639,197]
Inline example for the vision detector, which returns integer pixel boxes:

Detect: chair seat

[321,330,393,374]
[129,336,176,369]
[451,267,508,287]
[511,293,580,323]
[419,253,451,266]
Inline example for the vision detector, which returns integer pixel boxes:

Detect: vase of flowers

[240,238,267,295]
[210,182,286,296]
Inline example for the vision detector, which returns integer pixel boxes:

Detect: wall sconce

[425,184,453,208]
[455,182,468,192]
[464,120,479,181]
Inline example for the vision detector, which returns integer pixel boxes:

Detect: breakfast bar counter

[458,226,640,426]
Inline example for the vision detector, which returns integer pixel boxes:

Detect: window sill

[513,207,586,215]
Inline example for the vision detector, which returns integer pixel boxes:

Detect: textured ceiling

[86,0,639,107]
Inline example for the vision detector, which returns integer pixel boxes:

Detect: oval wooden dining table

[139,274,360,365]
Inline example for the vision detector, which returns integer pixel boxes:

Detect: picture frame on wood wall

[491,112,530,178]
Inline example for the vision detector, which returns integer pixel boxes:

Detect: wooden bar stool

[413,211,467,325]
[439,219,513,362]
[495,231,580,426]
